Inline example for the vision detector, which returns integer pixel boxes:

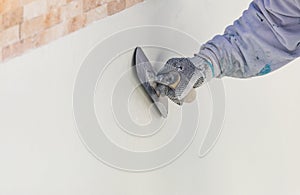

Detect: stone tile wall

[0,0,143,62]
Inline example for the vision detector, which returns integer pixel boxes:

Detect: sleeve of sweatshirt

[195,0,300,78]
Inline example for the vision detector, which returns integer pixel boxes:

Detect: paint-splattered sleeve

[196,0,300,78]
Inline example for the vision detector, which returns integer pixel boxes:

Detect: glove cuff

[189,52,221,80]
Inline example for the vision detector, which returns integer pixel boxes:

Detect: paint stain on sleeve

[258,64,271,76]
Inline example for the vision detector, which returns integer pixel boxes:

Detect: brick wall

[0,0,143,62]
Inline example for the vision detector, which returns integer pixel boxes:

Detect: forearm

[195,0,300,78]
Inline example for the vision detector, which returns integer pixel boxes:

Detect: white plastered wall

[0,0,300,194]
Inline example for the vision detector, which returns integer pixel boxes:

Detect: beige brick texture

[2,7,23,29]
[0,15,2,31]
[0,25,19,47]
[20,0,37,6]
[125,0,143,8]
[0,0,20,13]
[46,0,67,9]
[83,0,97,12]
[0,48,2,62]
[86,4,107,24]
[2,35,39,60]
[23,0,47,20]
[44,7,62,28]
[61,0,83,20]
[107,0,125,16]
[21,15,44,39]
[37,23,67,46]
[67,14,86,33]
[0,0,143,62]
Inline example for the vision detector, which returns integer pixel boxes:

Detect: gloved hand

[155,56,216,105]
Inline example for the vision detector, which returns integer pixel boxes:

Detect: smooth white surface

[0,0,300,194]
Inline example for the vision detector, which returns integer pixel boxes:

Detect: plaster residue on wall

[0,0,143,62]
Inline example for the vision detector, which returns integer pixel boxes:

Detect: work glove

[155,56,216,105]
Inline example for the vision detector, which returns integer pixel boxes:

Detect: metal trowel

[133,47,169,118]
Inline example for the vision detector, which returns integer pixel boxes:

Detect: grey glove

[155,56,215,105]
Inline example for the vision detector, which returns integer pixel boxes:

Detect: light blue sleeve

[198,0,300,78]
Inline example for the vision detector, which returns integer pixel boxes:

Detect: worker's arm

[197,0,300,78]
[156,0,300,104]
